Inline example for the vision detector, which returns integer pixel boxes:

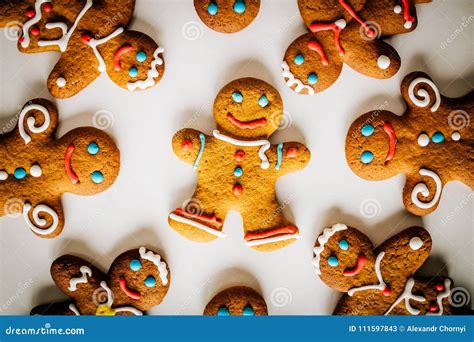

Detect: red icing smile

[383,122,396,164]
[119,277,141,300]
[65,144,79,184]
[113,44,133,71]
[343,255,367,276]
[226,113,267,129]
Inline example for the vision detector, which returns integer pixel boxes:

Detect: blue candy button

[91,171,104,184]
[361,124,374,137]
[360,151,373,164]
[307,72,318,85]
[232,92,243,103]
[136,51,147,63]
[339,239,349,250]
[145,276,156,288]
[233,0,246,14]
[130,259,141,271]
[294,54,304,65]
[328,255,339,267]
[258,95,269,108]
[208,2,218,15]
[217,306,230,316]
[234,167,243,177]
[14,167,27,180]
[431,132,445,143]
[87,142,99,155]
[128,67,138,77]
[242,305,254,316]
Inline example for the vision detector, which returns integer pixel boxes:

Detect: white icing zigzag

[426,278,451,316]
[139,247,169,285]
[68,266,92,292]
[408,77,441,112]
[281,61,315,95]
[127,47,165,91]
[20,0,52,48]
[312,224,347,275]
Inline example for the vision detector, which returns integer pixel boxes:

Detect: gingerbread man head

[213,77,284,140]
[194,0,260,33]
[0,99,120,238]
[346,71,473,216]
[31,247,170,315]
[0,0,164,98]
[313,224,456,315]
[204,286,268,316]
[282,0,429,94]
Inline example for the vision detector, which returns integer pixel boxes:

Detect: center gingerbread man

[169,78,311,252]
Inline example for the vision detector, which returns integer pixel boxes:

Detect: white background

[0,0,472,315]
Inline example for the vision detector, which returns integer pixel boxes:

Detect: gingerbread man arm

[171,128,208,165]
[275,142,311,175]
[15,98,59,144]
[0,1,31,27]
[402,168,445,216]
[30,301,77,316]
[50,255,106,315]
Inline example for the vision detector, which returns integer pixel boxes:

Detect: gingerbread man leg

[240,195,300,251]
[403,169,445,216]
[168,191,227,242]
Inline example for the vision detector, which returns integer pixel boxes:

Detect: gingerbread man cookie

[312,224,459,315]
[0,0,165,98]
[282,0,430,95]
[346,71,473,216]
[31,247,170,315]
[0,99,120,238]
[204,286,267,316]
[169,78,311,252]
[194,0,260,33]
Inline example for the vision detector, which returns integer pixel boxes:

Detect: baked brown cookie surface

[0,0,165,98]
[204,286,268,316]
[313,224,459,315]
[31,247,170,315]
[345,71,473,216]
[169,78,311,252]
[282,0,430,94]
[194,0,260,33]
[0,99,120,238]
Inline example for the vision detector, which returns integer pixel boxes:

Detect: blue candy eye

[208,1,218,15]
[128,67,138,77]
[242,305,254,316]
[328,255,339,267]
[130,259,141,271]
[232,92,243,103]
[87,142,99,155]
[307,72,318,85]
[360,151,373,164]
[233,0,246,14]
[258,95,269,108]
[217,306,230,316]
[361,124,374,137]
[136,51,147,63]
[144,276,156,288]
[91,170,104,184]
[339,239,349,250]
[294,54,304,65]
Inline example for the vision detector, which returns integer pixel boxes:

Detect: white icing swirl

[68,266,92,291]
[281,61,315,95]
[18,104,52,144]
[411,168,442,209]
[408,77,441,112]
[127,47,164,91]
[139,247,169,286]
[312,224,347,275]
[23,202,59,236]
